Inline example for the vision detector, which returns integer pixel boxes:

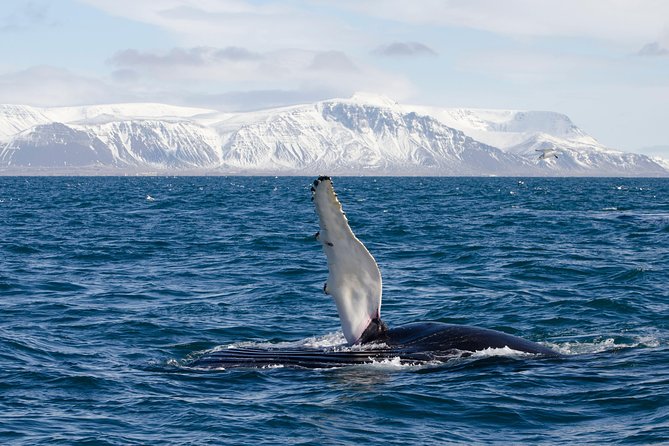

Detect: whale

[190,176,558,369]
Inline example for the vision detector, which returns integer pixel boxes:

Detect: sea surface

[1,176,668,445]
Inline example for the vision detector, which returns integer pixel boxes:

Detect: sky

[0,0,667,156]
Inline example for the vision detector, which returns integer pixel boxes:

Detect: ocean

[1,176,668,445]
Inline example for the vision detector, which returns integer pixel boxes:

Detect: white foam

[353,356,446,371]
[301,331,348,348]
[547,335,661,356]
[220,331,348,351]
[469,346,536,359]
[196,332,664,370]
[363,356,412,369]
[166,358,181,367]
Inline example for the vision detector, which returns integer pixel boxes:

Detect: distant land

[1,93,667,176]
[638,145,669,160]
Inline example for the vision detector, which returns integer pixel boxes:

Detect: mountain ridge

[0,95,667,176]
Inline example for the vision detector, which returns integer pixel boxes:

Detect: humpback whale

[190,176,558,369]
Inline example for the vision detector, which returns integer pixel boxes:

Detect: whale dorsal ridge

[312,176,382,345]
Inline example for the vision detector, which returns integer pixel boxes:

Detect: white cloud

[78,0,366,50]
[107,46,414,107]
[0,64,334,111]
[638,42,669,57]
[372,42,437,57]
[457,50,607,84]
[0,66,126,106]
[0,39,415,110]
[108,46,264,83]
[341,0,669,47]
[0,1,53,32]
[110,46,262,67]
[184,88,342,112]
[638,27,669,56]
[308,51,359,72]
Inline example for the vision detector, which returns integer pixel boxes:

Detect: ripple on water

[0,176,668,445]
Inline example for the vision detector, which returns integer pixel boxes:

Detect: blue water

[1,176,668,445]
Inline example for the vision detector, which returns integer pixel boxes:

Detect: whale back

[189,322,559,370]
[383,322,559,357]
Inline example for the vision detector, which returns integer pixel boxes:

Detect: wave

[548,334,662,356]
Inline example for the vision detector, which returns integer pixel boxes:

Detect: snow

[0,95,667,176]
[409,105,601,151]
[653,156,669,170]
[43,103,216,125]
[0,104,52,141]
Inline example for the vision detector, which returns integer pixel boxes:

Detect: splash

[547,335,662,355]
[469,346,536,359]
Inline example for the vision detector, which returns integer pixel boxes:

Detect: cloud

[308,51,359,71]
[0,66,127,106]
[109,46,262,68]
[638,42,669,56]
[78,0,364,50]
[638,27,669,56]
[107,46,270,85]
[457,50,607,84]
[110,48,206,67]
[97,45,416,110]
[0,64,343,112]
[340,0,669,46]
[372,42,437,57]
[107,46,402,90]
[185,88,341,112]
[1,1,53,32]
[213,47,263,61]
[110,68,140,83]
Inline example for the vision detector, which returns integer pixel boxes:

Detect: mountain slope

[408,103,667,176]
[0,96,666,176]
[89,120,221,168]
[0,105,53,141]
[219,100,530,175]
[0,123,116,167]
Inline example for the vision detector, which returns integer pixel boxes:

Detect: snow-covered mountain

[411,104,666,176]
[217,99,530,175]
[0,95,667,176]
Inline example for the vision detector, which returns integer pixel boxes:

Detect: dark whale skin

[188,322,559,370]
[382,322,558,358]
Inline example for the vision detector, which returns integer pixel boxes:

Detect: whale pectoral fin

[312,176,382,345]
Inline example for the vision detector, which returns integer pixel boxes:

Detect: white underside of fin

[313,177,382,345]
